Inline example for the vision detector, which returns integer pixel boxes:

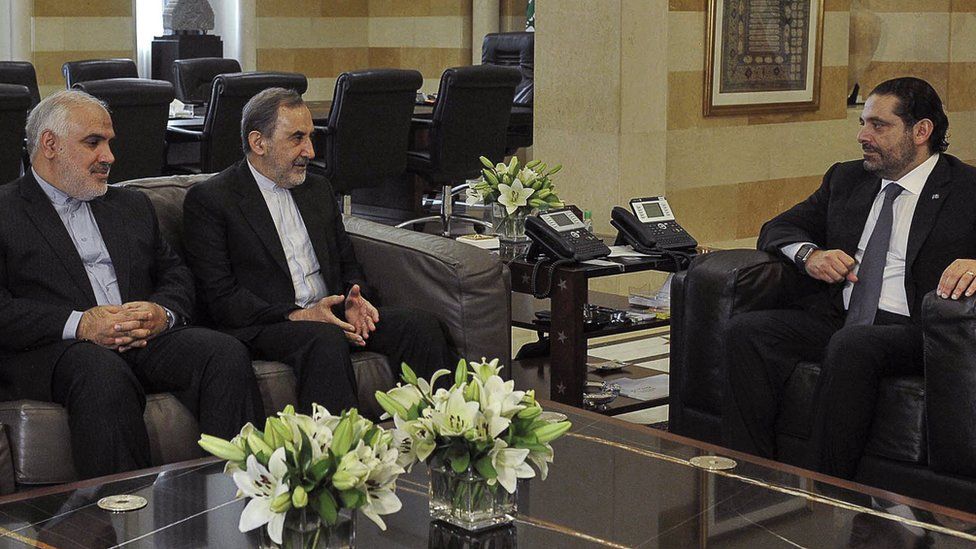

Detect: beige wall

[30,0,135,98]
[255,0,474,100]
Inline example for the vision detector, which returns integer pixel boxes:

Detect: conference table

[0,401,973,547]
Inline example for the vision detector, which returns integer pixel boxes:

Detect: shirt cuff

[780,242,815,263]
[64,311,84,340]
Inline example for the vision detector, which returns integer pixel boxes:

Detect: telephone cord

[531,258,575,299]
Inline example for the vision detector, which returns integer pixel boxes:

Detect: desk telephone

[612,196,697,252]
[525,209,611,261]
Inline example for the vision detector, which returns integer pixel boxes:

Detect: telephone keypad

[566,230,611,260]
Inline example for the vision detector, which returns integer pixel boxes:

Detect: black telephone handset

[612,196,698,252]
[526,210,611,262]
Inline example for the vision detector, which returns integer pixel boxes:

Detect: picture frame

[704,0,825,117]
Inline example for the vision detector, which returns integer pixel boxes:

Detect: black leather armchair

[309,69,422,214]
[0,61,40,108]
[0,84,31,185]
[62,58,138,89]
[166,71,307,173]
[482,32,534,153]
[395,65,520,236]
[172,57,242,105]
[669,249,976,512]
[73,78,175,183]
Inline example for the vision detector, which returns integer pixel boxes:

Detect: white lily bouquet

[198,405,403,545]
[467,156,564,217]
[375,358,572,529]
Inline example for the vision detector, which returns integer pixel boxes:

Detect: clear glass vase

[428,463,517,531]
[491,202,531,261]
[264,507,356,549]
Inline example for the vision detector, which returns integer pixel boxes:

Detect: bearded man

[0,90,263,479]
[724,77,976,479]
[182,88,455,415]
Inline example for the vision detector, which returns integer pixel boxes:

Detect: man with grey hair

[183,87,456,414]
[0,90,263,479]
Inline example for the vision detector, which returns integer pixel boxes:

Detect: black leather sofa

[0,174,511,494]
[669,249,976,513]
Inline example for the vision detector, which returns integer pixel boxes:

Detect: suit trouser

[726,307,922,478]
[244,306,456,415]
[50,327,264,480]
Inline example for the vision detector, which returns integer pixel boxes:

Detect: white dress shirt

[248,161,329,307]
[782,153,940,316]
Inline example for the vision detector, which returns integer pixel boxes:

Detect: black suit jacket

[182,160,369,340]
[758,154,976,319]
[0,173,194,400]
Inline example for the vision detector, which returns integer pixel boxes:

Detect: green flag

[526,0,535,31]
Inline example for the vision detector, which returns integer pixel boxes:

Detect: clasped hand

[288,285,379,347]
[76,301,168,351]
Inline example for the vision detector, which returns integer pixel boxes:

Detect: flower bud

[270,492,292,513]
[291,486,308,508]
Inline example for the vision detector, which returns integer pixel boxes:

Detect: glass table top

[0,401,974,548]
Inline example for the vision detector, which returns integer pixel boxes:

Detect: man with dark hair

[0,90,263,479]
[182,88,456,414]
[726,77,976,478]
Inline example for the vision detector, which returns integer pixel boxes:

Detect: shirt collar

[883,152,940,196]
[247,159,285,194]
[32,168,75,206]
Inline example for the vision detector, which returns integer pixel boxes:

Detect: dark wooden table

[2,401,974,547]
[508,255,686,412]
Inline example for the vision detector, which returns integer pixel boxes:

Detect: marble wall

[30,0,135,98]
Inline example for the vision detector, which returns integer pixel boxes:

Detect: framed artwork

[704,0,824,116]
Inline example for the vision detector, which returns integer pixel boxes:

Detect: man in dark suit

[0,90,263,479]
[726,77,976,478]
[182,88,455,414]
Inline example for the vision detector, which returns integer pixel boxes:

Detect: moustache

[861,144,879,154]
[90,163,111,175]
[292,159,309,168]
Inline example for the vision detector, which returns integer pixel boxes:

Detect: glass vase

[428,463,517,531]
[264,507,356,549]
[491,202,531,261]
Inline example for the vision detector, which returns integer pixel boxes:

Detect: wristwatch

[164,308,176,329]
[794,244,819,271]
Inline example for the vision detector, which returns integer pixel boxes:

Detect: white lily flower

[470,358,503,384]
[497,181,535,215]
[487,440,534,493]
[479,376,525,418]
[527,444,555,480]
[393,415,436,468]
[360,442,404,530]
[465,186,486,206]
[333,441,372,491]
[233,449,290,544]
[361,486,402,531]
[430,388,480,437]
[517,167,539,186]
[387,384,424,412]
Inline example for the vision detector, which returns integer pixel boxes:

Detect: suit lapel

[906,155,952,269]
[90,194,131,302]
[290,180,332,281]
[838,173,881,256]
[18,176,98,305]
[235,163,292,278]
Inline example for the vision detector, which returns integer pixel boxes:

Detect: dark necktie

[845,182,904,326]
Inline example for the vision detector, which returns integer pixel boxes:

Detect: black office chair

[62,59,138,89]
[309,69,422,215]
[482,32,534,153]
[173,57,242,105]
[167,71,308,173]
[73,78,174,184]
[0,84,31,185]
[0,61,40,108]
[395,65,520,236]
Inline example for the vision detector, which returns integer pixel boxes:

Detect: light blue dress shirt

[34,170,175,340]
[248,161,329,307]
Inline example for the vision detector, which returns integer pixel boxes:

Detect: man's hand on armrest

[804,249,857,284]
[937,259,976,300]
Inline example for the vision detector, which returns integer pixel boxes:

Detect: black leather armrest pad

[0,425,15,495]
[922,291,976,475]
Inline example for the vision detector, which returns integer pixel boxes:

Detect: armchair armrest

[922,291,976,476]
[670,249,799,430]
[343,217,511,368]
[0,424,14,495]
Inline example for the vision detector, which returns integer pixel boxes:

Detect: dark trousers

[50,327,263,480]
[244,306,456,415]
[726,307,922,478]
